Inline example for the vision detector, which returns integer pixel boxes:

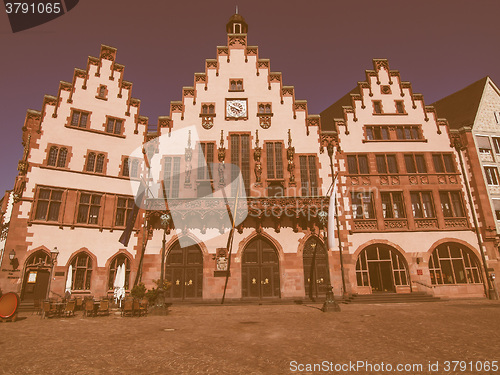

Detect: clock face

[226,99,247,118]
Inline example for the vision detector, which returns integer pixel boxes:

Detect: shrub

[130,283,146,299]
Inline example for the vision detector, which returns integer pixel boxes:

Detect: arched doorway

[21,250,51,301]
[241,236,280,299]
[356,244,409,293]
[165,239,203,300]
[303,237,330,300]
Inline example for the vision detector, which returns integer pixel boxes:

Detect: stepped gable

[159,12,317,133]
[320,59,443,135]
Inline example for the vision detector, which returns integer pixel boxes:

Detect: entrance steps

[343,292,441,304]
[18,301,36,312]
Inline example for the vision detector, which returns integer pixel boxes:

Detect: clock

[226,99,247,118]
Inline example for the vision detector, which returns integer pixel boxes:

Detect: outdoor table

[52,302,65,317]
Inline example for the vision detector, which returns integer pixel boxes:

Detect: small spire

[235,5,238,14]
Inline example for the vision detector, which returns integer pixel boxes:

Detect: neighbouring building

[0,13,497,303]
[433,77,500,298]
[321,60,494,298]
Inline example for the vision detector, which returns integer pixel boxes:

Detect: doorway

[21,250,52,301]
[165,239,203,300]
[241,236,280,299]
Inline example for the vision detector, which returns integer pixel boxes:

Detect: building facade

[433,77,500,298]
[0,14,497,302]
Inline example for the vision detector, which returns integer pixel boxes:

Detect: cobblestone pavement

[1,299,499,375]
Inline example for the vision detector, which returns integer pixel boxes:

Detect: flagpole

[221,176,241,304]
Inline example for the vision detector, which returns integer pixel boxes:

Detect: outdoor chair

[97,300,109,316]
[132,299,140,316]
[75,297,83,311]
[64,300,76,317]
[139,299,148,317]
[43,301,58,318]
[83,299,95,317]
[121,298,134,317]
[32,299,42,315]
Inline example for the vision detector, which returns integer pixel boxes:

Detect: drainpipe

[454,135,495,299]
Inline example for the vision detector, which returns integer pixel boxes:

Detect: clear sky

[1,0,499,195]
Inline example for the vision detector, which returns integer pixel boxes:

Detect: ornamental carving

[390,176,400,185]
[246,47,257,55]
[437,176,446,184]
[217,47,229,55]
[380,176,389,185]
[121,81,132,90]
[195,74,207,82]
[202,116,214,129]
[374,59,389,71]
[60,82,72,91]
[420,176,429,184]
[282,87,294,96]
[449,175,458,184]
[294,102,307,111]
[100,47,116,61]
[171,103,183,112]
[384,219,408,229]
[258,60,269,68]
[88,57,99,66]
[353,220,377,231]
[130,98,140,107]
[113,63,124,72]
[307,117,320,127]
[409,176,418,185]
[350,177,359,186]
[269,74,281,82]
[159,117,171,128]
[254,130,262,184]
[206,60,218,68]
[444,218,468,228]
[287,130,295,185]
[259,116,271,129]
[414,219,438,229]
[44,96,57,106]
[183,89,195,97]
[228,35,247,46]
[361,176,370,185]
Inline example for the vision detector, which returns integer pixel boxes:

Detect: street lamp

[154,214,170,314]
[45,247,59,300]
[9,249,18,270]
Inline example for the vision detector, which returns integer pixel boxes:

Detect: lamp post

[318,209,341,312]
[45,247,59,300]
[153,213,170,315]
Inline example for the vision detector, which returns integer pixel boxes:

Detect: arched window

[98,85,106,98]
[108,254,130,290]
[69,252,93,290]
[208,105,215,114]
[95,154,105,173]
[25,250,51,267]
[429,243,482,285]
[202,105,208,114]
[48,146,59,166]
[57,148,68,167]
[86,152,96,172]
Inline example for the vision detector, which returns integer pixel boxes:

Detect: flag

[119,181,146,247]
[327,177,338,250]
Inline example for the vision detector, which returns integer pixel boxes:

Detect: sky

[1,0,499,195]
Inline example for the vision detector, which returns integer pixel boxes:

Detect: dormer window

[373,101,383,114]
[258,104,272,114]
[233,23,241,33]
[201,104,215,114]
[229,79,243,92]
[395,101,405,114]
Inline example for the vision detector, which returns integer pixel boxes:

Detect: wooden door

[165,240,203,300]
[303,238,330,300]
[242,237,280,299]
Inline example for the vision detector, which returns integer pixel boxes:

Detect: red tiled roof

[432,77,489,130]
[320,86,360,131]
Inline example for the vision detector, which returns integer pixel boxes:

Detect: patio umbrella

[65,265,73,294]
[117,263,126,302]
